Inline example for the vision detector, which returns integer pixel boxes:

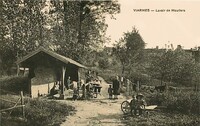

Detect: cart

[121,99,157,116]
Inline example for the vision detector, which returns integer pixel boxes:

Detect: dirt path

[61,77,127,126]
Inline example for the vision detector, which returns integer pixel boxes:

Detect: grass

[122,89,200,126]
[0,95,75,126]
[122,111,200,126]
[0,76,75,126]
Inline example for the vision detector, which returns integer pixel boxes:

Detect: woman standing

[112,76,120,99]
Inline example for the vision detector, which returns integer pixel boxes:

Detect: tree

[192,63,200,91]
[0,0,47,75]
[49,0,120,62]
[0,0,120,75]
[149,48,196,86]
[98,58,109,69]
[149,50,176,85]
[113,27,145,75]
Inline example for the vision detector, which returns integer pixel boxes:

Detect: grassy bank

[1,95,75,126]
[123,111,200,126]
[145,91,200,115]
[122,90,200,126]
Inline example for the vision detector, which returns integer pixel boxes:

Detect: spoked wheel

[121,101,131,114]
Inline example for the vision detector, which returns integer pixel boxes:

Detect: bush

[146,92,166,106]
[124,91,200,125]
[98,69,118,84]
[25,99,74,126]
[0,76,29,95]
[146,91,200,115]
[98,58,110,69]
[1,95,75,126]
[164,91,200,114]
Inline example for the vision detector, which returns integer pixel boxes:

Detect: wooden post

[17,64,20,76]
[60,66,66,99]
[48,83,50,93]
[78,69,81,87]
[28,79,32,98]
[20,91,25,118]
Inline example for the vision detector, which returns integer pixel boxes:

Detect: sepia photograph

[0,0,199,126]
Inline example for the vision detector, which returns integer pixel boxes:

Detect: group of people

[108,76,140,99]
[108,75,147,116]
[130,93,147,116]
[77,70,102,100]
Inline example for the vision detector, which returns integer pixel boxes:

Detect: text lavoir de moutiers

[133,9,185,12]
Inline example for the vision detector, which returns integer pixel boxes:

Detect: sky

[105,0,200,49]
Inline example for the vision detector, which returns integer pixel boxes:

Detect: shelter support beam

[60,66,66,99]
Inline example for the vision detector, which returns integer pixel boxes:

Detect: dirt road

[61,77,128,126]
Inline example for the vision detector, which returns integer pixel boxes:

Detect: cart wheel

[121,101,131,114]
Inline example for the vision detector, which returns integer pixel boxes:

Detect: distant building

[185,47,200,63]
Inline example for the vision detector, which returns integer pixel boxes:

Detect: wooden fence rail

[0,91,25,118]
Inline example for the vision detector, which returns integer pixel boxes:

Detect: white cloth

[72,81,78,89]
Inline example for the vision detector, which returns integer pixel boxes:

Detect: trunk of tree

[78,2,83,48]
[39,20,43,46]
[63,1,69,45]
[122,62,125,76]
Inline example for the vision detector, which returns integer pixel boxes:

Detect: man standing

[112,76,120,99]
[66,76,71,90]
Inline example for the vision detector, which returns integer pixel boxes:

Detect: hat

[132,95,136,99]
[136,93,144,98]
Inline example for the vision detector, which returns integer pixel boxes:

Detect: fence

[0,90,25,118]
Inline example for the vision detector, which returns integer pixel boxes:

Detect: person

[93,79,101,98]
[132,83,136,92]
[86,76,91,83]
[81,83,86,99]
[72,81,79,100]
[85,82,93,99]
[66,76,71,89]
[112,76,120,99]
[108,85,113,99]
[130,93,147,116]
[121,76,124,86]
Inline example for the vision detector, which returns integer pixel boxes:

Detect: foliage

[113,27,145,75]
[0,0,120,75]
[124,111,200,126]
[25,99,75,126]
[125,88,200,126]
[148,48,196,86]
[98,69,120,84]
[48,0,120,62]
[146,91,200,115]
[192,63,200,90]
[1,95,75,126]
[1,0,48,75]
[98,58,110,69]
[0,76,29,95]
